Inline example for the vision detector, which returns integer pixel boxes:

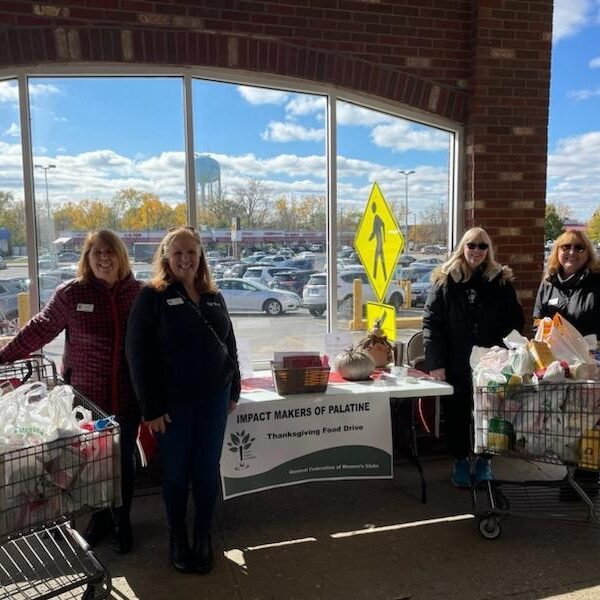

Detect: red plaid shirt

[0,274,142,420]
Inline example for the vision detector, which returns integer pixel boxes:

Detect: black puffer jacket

[126,281,241,422]
[533,269,600,337]
[423,265,524,384]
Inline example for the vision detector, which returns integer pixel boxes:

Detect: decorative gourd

[333,346,375,381]
[357,318,395,368]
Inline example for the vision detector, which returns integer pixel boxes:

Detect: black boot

[111,510,133,554]
[169,531,194,574]
[82,509,112,548]
[192,533,214,575]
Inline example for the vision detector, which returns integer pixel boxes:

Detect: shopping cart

[0,355,121,599]
[472,380,600,540]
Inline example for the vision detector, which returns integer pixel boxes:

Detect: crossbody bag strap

[175,291,233,363]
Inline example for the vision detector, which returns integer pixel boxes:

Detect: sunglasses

[559,244,586,253]
[466,242,489,250]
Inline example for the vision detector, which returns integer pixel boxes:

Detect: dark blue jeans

[117,418,141,517]
[157,387,230,538]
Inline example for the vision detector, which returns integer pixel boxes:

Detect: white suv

[302,267,405,318]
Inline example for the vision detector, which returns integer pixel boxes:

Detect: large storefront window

[0,71,457,367]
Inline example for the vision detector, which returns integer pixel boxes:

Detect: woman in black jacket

[534,229,600,338]
[126,227,240,575]
[534,229,600,497]
[423,227,524,488]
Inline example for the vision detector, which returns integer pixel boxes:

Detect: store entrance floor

[95,455,600,600]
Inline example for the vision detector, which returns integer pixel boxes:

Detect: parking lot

[1,254,430,364]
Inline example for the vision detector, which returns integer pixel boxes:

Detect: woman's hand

[146,413,171,434]
[430,368,446,381]
[228,400,237,414]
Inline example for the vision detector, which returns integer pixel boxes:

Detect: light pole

[35,163,56,248]
[398,169,415,245]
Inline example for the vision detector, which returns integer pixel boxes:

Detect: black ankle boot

[192,533,214,575]
[111,512,133,554]
[169,531,194,574]
[82,509,112,548]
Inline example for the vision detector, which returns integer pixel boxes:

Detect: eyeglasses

[559,244,586,253]
[466,242,489,250]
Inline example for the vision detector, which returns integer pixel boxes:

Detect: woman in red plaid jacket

[0,229,142,554]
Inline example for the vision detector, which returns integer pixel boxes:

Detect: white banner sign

[220,390,393,499]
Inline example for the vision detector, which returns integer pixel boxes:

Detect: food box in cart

[0,357,121,538]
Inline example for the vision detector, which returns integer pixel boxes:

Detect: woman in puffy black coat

[423,227,524,488]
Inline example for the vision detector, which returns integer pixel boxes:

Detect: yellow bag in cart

[580,430,600,470]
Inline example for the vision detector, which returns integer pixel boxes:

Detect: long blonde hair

[148,226,217,293]
[434,226,506,284]
[77,230,132,282]
[544,229,600,279]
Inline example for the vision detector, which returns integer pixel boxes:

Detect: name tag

[548,298,559,306]
[167,297,184,306]
[76,303,94,312]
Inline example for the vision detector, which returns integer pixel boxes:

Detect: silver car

[216,278,301,316]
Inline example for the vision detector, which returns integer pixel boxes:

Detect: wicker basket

[271,362,330,395]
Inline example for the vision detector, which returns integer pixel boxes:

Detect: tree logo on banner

[227,430,255,470]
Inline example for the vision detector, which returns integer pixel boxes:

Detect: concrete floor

[91,455,600,600]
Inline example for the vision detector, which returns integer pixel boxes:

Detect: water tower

[195,154,221,204]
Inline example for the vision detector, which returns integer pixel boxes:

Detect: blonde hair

[544,229,600,279]
[436,226,504,283]
[148,226,217,293]
[77,230,132,282]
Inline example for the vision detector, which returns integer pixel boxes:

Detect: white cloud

[337,103,395,127]
[547,130,600,220]
[590,56,600,68]
[553,0,593,41]
[4,123,19,137]
[371,121,449,152]
[0,81,18,103]
[285,95,326,117]
[261,121,325,142]
[237,86,288,105]
[567,86,600,100]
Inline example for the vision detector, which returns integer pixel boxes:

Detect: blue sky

[0,0,598,224]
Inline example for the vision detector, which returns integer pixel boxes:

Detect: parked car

[409,271,434,308]
[216,278,301,315]
[46,264,79,282]
[268,270,317,296]
[302,267,405,318]
[211,258,238,277]
[0,278,24,319]
[243,265,298,286]
[38,254,59,270]
[57,251,81,263]
[0,256,6,270]
[398,254,418,267]
[412,256,444,266]
[222,262,251,279]
[395,264,436,283]
[134,269,153,282]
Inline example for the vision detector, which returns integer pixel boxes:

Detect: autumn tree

[587,208,600,242]
[545,203,564,241]
[121,194,175,230]
[232,179,271,228]
[0,191,27,249]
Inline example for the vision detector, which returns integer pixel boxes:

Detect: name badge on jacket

[167,297,184,306]
[77,303,94,312]
[548,298,559,306]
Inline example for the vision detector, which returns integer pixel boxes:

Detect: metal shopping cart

[0,355,121,599]
[472,380,600,540]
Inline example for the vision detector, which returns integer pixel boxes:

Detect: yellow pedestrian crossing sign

[354,183,404,302]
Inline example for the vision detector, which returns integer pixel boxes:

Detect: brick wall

[0,0,553,319]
